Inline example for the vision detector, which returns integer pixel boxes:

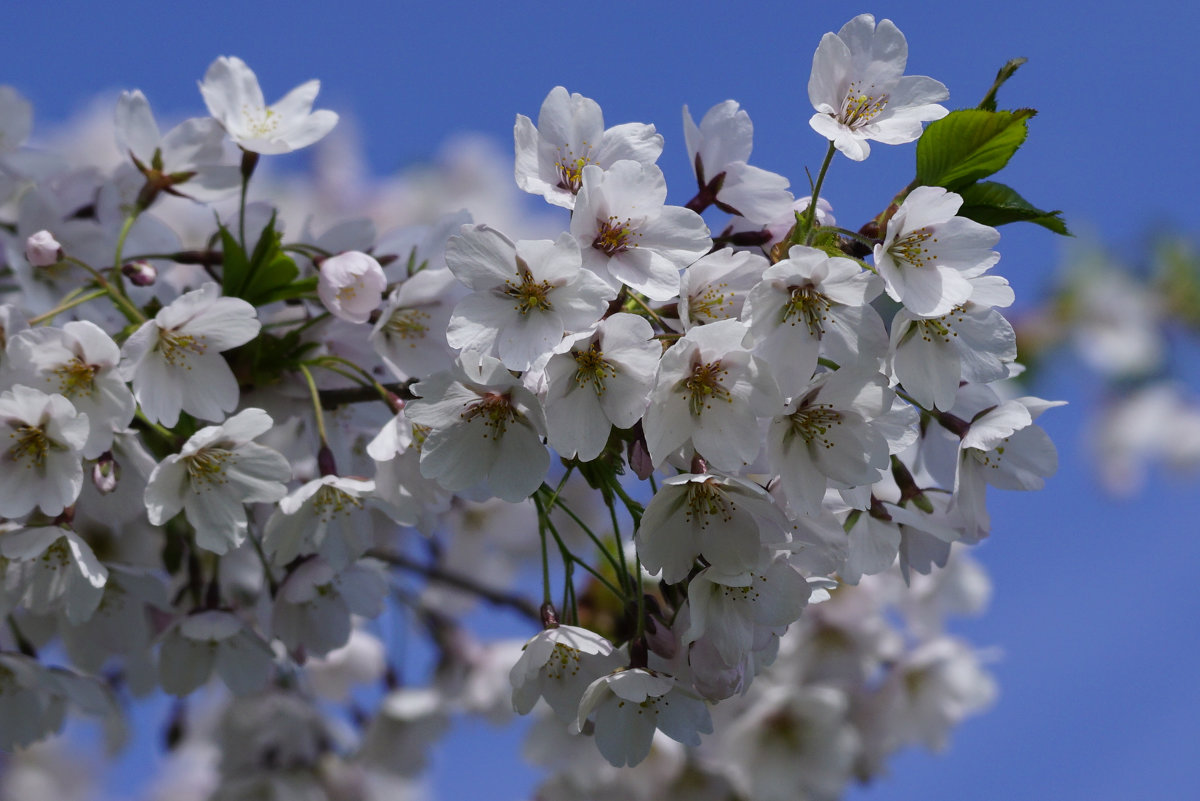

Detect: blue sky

[6,1,1200,799]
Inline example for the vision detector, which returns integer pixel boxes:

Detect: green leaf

[916,109,1035,191]
[227,213,303,305]
[957,181,1070,235]
[978,57,1028,111]
[218,223,250,298]
[252,276,318,306]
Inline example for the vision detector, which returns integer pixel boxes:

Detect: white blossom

[873,186,1000,317]
[0,384,88,518]
[808,14,948,161]
[119,282,260,427]
[143,408,291,554]
[515,86,663,209]
[199,56,338,154]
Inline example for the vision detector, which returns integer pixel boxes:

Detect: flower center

[383,307,432,342]
[572,344,617,395]
[242,105,280,138]
[684,480,735,528]
[461,392,519,440]
[312,484,364,522]
[683,359,731,416]
[966,437,1009,471]
[544,642,584,680]
[689,281,735,323]
[155,328,208,368]
[52,357,98,399]
[7,424,52,468]
[889,226,939,269]
[786,402,843,448]
[838,82,889,129]
[781,284,833,337]
[186,448,232,488]
[592,217,639,256]
[503,267,555,315]
[915,307,966,343]
[555,146,592,194]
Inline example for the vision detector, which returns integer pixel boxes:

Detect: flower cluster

[0,15,1062,797]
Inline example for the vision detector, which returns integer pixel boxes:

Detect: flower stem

[801,140,837,247]
[298,364,329,447]
[27,288,108,325]
[62,256,145,325]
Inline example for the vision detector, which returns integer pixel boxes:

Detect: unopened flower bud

[92,451,120,494]
[122,260,157,286]
[317,250,387,324]
[25,230,63,267]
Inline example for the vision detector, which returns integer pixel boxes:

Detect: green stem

[317,355,396,406]
[625,291,676,334]
[63,256,145,325]
[605,493,631,591]
[826,225,880,251]
[134,409,181,449]
[27,288,108,325]
[298,364,329,446]
[111,212,138,301]
[542,487,627,588]
[801,140,837,247]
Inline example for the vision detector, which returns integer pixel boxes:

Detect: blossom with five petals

[199,56,338,155]
[808,14,949,161]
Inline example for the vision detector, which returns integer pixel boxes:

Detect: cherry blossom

[143,408,291,554]
[119,282,260,426]
[0,384,88,518]
[199,56,338,155]
[515,86,663,209]
[808,14,949,161]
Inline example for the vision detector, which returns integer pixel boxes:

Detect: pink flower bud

[25,230,63,267]
[92,451,120,495]
[122,260,158,286]
[317,251,387,324]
